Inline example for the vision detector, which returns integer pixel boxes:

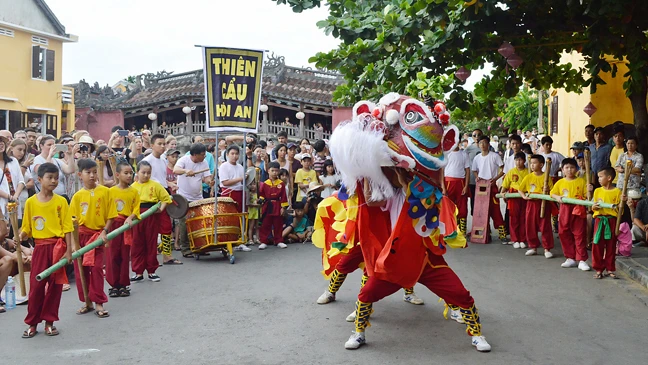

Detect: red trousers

[25,244,63,326]
[260,215,283,244]
[487,185,504,228]
[508,198,526,242]
[558,204,587,261]
[106,218,131,288]
[358,255,474,309]
[132,208,159,275]
[524,200,554,250]
[592,217,616,272]
[336,245,365,275]
[444,178,468,220]
[73,231,108,304]
[222,190,243,212]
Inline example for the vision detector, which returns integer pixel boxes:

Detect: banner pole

[242,133,248,241]
[213,131,219,244]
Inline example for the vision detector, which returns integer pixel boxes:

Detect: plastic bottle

[5,276,16,309]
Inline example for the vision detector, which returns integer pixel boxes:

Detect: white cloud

[46,0,340,85]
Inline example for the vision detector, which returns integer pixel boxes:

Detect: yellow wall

[0,27,68,136]
[550,53,646,156]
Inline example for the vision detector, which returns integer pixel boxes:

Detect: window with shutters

[31,45,55,81]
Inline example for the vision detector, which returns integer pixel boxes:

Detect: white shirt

[0,158,25,216]
[471,152,503,180]
[541,151,565,177]
[504,151,527,173]
[381,188,406,230]
[176,155,211,202]
[143,153,168,188]
[218,161,244,191]
[33,155,67,196]
[444,150,470,178]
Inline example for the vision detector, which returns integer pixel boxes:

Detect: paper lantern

[583,102,597,117]
[498,42,515,58]
[506,54,523,70]
[455,66,471,82]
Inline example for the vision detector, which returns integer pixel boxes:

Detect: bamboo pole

[616,160,632,235]
[97,159,105,185]
[7,202,26,297]
[584,149,592,200]
[527,155,532,174]
[540,158,552,218]
[108,155,118,179]
[496,193,616,209]
[36,203,161,281]
[72,217,92,309]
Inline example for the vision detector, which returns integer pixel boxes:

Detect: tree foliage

[272,0,648,141]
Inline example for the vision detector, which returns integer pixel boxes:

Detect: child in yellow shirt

[500,152,529,248]
[518,155,555,258]
[590,167,624,279]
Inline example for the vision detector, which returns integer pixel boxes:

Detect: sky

[47,0,341,86]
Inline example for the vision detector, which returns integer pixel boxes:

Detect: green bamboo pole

[36,203,161,281]
[495,193,615,209]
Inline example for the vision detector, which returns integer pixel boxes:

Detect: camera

[308,192,318,200]
[79,145,88,152]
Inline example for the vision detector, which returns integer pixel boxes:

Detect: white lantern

[296,111,305,120]
[259,104,269,113]
[182,106,191,114]
[148,113,157,121]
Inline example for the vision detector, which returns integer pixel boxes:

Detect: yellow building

[0,0,77,137]
[548,52,643,155]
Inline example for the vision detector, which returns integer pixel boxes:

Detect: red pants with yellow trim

[444,177,469,220]
[592,217,616,272]
[558,204,587,261]
[524,200,554,250]
[358,255,474,309]
[73,231,108,305]
[335,244,365,275]
[25,244,63,326]
[260,215,283,244]
[507,197,526,243]
[132,207,160,275]
[106,218,131,288]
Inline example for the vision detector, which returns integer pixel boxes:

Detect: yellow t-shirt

[110,185,141,219]
[132,180,173,204]
[501,168,529,192]
[609,147,624,184]
[294,168,318,200]
[70,185,118,230]
[21,194,73,239]
[592,187,621,217]
[518,172,553,194]
[549,177,587,200]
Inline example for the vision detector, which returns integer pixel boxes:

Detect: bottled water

[5,276,16,309]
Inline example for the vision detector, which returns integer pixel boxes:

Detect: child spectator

[282,201,312,243]
[319,160,339,199]
[166,149,180,194]
[518,155,555,258]
[443,144,470,234]
[219,145,245,211]
[245,179,260,247]
[259,162,288,250]
[20,163,73,337]
[550,158,590,271]
[590,167,624,279]
[471,136,506,241]
[500,152,529,248]
[539,136,565,180]
[295,154,318,202]
[279,168,292,208]
[312,140,330,175]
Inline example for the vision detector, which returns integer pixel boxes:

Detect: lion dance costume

[313,93,491,352]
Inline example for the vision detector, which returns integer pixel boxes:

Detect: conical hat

[1,271,31,305]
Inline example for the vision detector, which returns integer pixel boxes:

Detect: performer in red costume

[325,93,491,352]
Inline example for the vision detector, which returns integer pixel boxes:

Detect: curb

[616,256,648,289]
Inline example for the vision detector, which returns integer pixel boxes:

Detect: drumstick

[72,217,93,309]
[615,160,632,235]
[7,202,26,297]
[584,149,592,200]
[97,159,105,185]
[540,158,552,218]
[192,168,210,175]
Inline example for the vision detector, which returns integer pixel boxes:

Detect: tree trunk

[629,77,648,155]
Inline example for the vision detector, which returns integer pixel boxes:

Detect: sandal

[62,284,71,292]
[108,288,119,297]
[607,272,619,279]
[44,325,59,336]
[76,305,94,315]
[182,253,195,258]
[164,258,183,265]
[22,326,38,338]
[119,288,130,297]
[0,305,5,313]
[95,309,110,318]
[593,272,604,279]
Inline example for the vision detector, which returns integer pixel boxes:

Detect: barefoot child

[107,161,140,297]
[258,161,288,250]
[70,159,117,318]
[550,158,590,271]
[131,161,172,282]
[518,155,555,258]
[20,163,73,337]
[500,152,529,249]
[282,201,311,243]
[246,179,260,246]
[590,167,624,279]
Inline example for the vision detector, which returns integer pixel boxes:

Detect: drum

[186,197,241,251]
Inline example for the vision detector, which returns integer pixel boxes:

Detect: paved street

[2,240,647,365]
